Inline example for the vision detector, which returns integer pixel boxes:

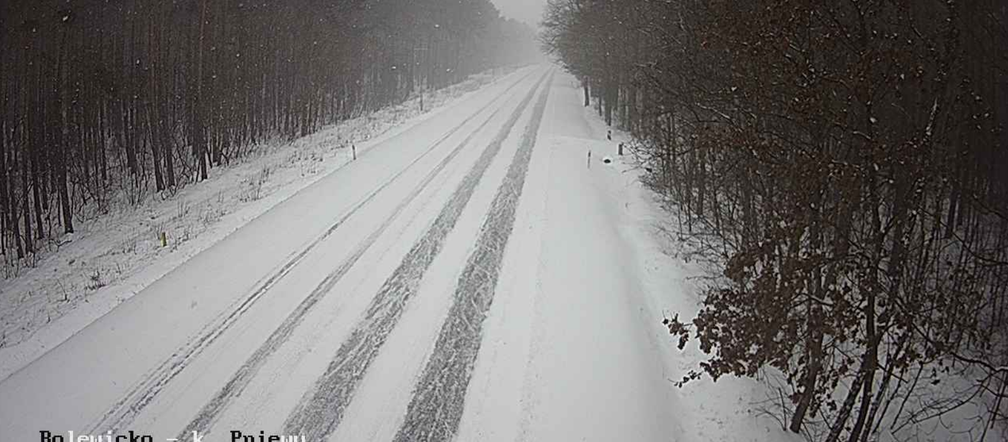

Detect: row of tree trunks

[0,0,542,264]
[544,0,1008,439]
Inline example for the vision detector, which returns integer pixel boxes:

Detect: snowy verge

[0,67,527,382]
[600,141,798,442]
[564,75,798,442]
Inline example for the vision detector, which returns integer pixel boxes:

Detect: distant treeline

[544,0,1006,440]
[0,0,540,261]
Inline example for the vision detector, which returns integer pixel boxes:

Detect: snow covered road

[0,66,777,442]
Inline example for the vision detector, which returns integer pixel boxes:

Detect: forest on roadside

[542,1,1007,441]
[0,0,540,269]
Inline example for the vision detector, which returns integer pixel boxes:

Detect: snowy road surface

[0,66,781,442]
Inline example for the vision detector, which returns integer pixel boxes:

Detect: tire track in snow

[90,69,536,436]
[281,71,552,442]
[173,71,540,441]
[393,70,553,442]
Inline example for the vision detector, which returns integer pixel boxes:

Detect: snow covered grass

[0,67,518,382]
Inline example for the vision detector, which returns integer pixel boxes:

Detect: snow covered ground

[0,66,793,442]
[447,72,796,442]
[0,67,519,382]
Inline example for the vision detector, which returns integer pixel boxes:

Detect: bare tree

[544,0,1008,440]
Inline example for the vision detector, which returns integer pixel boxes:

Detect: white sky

[490,0,546,28]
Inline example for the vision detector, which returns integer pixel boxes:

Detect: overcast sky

[491,0,546,28]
